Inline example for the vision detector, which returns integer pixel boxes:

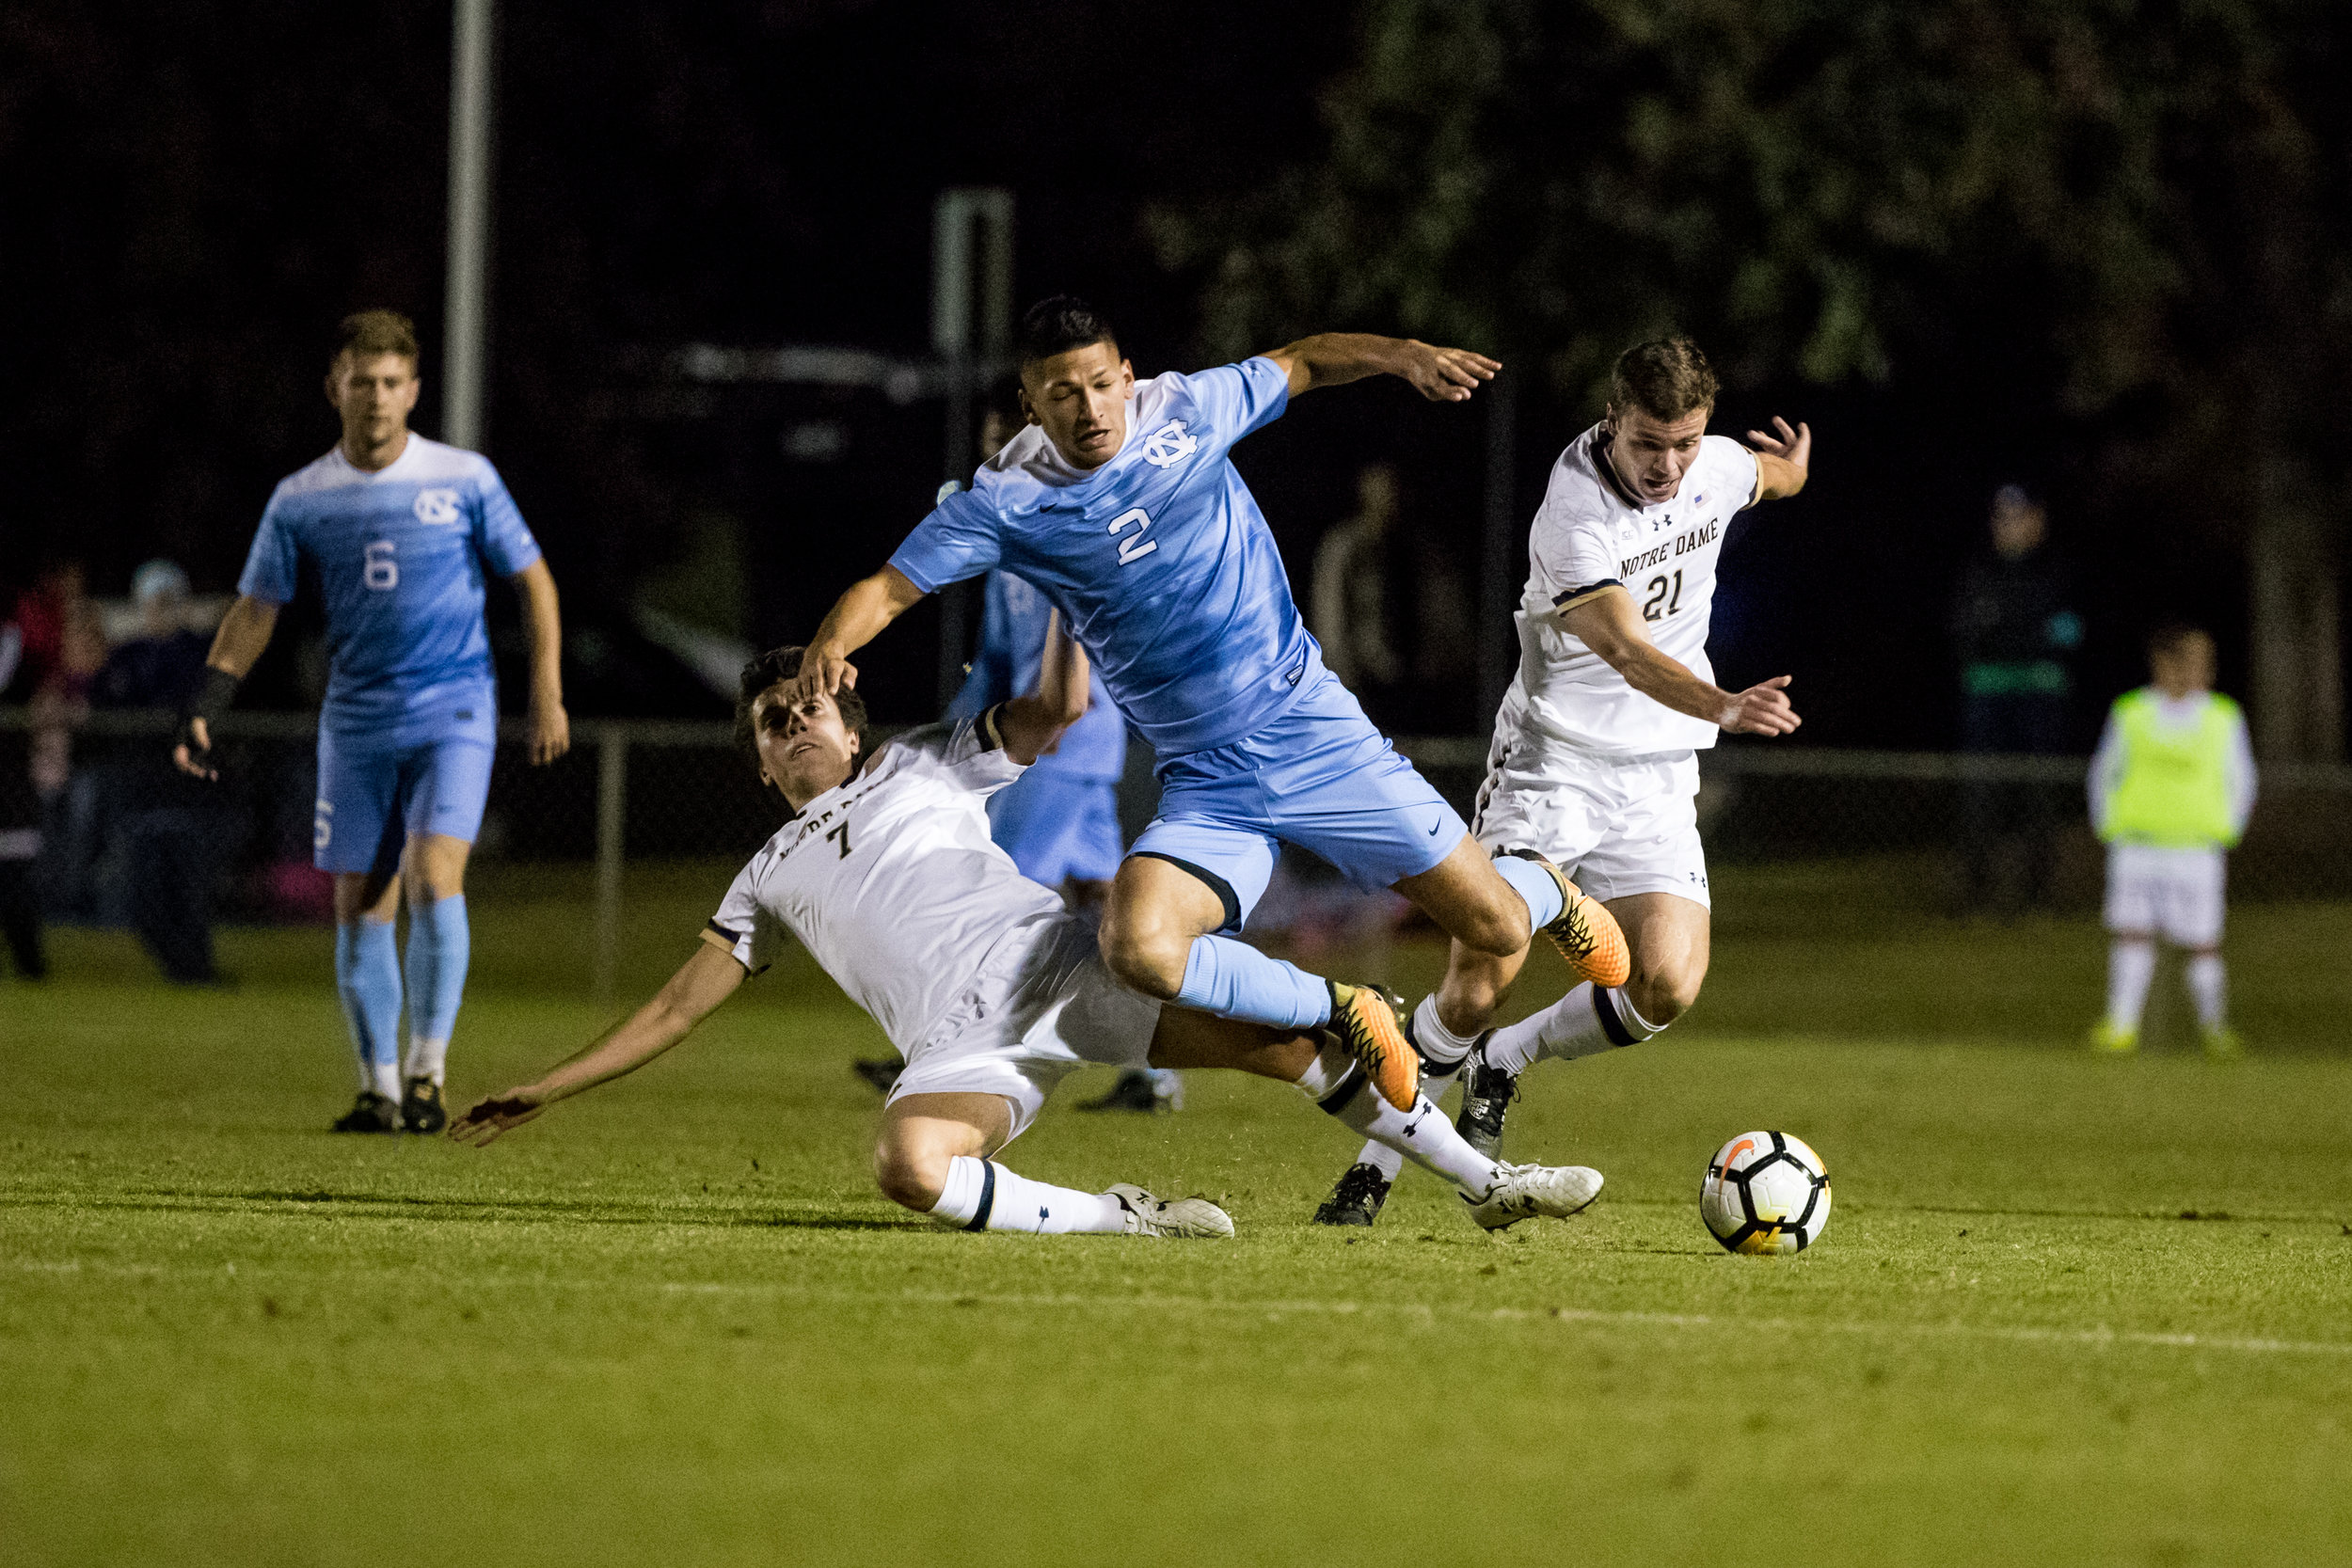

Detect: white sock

[2106,940,2156,1032]
[1300,1045,1502,1196]
[1409,993,1481,1072]
[2185,954,2227,1029]
[1485,983,1661,1076]
[402,1036,450,1085]
[927,1155,1128,1234]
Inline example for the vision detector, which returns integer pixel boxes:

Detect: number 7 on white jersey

[1108,507,1156,565]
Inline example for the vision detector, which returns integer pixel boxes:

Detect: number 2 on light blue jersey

[1108,507,1156,565]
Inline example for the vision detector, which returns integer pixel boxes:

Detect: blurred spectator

[1948,485,2084,912]
[86,560,226,984]
[1311,463,1476,731]
[91,561,210,712]
[14,558,105,796]
[0,603,47,978]
[1313,463,1406,697]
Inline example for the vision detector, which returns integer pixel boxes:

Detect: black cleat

[330,1090,401,1134]
[1312,1162,1393,1227]
[1078,1069,1170,1114]
[1453,1042,1518,1162]
[851,1057,901,1096]
[400,1077,446,1134]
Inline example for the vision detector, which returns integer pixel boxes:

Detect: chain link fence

[8,707,2350,1001]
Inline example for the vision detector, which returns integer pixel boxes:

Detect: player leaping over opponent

[1316,337,1811,1225]
[449,620,1603,1238]
[791,296,1629,1119]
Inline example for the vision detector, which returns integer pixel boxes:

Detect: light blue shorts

[1129,671,1464,933]
[313,728,497,875]
[989,768,1125,888]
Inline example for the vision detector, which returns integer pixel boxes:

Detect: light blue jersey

[947,572,1126,780]
[891,357,1315,757]
[238,435,542,745]
[948,571,1129,887]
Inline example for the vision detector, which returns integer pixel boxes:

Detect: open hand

[448,1086,550,1146]
[1746,416,1811,473]
[1396,341,1500,404]
[1718,675,1802,737]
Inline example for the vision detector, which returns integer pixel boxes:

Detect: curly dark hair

[1016,294,1117,365]
[734,645,871,761]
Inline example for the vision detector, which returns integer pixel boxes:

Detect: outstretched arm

[512,559,570,765]
[993,610,1091,765]
[791,566,928,702]
[1745,417,1812,502]
[172,594,280,779]
[447,940,746,1145]
[1558,589,1800,737]
[1260,334,1499,404]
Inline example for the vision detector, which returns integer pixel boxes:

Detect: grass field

[6,874,2351,1566]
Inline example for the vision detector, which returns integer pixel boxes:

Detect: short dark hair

[2147,622,2211,659]
[982,372,1026,427]
[734,645,870,760]
[332,309,421,372]
[1610,337,1719,422]
[1017,294,1117,365]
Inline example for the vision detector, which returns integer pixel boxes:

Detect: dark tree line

[1152,0,2351,759]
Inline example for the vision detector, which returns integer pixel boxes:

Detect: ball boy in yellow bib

[2088,624,2256,1057]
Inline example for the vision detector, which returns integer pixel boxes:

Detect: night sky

[0,2,2265,743]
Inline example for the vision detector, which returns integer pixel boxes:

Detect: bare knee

[1097,907,1196,1000]
[1623,957,1705,1027]
[873,1141,951,1213]
[1449,883,1531,959]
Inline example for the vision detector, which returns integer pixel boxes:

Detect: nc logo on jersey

[412,487,462,526]
[1140,420,1198,470]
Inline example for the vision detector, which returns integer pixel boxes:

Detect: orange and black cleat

[1327,981,1419,1112]
[1511,852,1631,988]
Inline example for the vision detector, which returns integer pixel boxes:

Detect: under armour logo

[1140,420,1198,469]
[413,487,461,526]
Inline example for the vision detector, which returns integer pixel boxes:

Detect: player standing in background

[793,296,1629,1119]
[2088,624,2255,1058]
[1318,338,1811,1225]
[451,627,1604,1239]
[173,310,569,1133]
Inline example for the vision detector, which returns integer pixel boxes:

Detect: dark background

[0,1,2295,744]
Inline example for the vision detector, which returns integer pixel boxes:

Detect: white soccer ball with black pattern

[1700,1131,1831,1255]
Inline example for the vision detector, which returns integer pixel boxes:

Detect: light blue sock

[401,895,470,1082]
[1493,855,1565,935]
[1175,935,1333,1030]
[335,919,403,1098]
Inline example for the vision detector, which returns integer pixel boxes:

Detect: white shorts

[884,914,1161,1143]
[1471,725,1711,908]
[2104,844,2226,947]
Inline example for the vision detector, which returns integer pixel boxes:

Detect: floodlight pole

[931,187,1014,709]
[444,0,496,451]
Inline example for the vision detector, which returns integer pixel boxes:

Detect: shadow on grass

[0,1186,923,1232]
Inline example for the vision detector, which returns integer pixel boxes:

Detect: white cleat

[1463,1164,1605,1231]
[1106,1183,1235,1240]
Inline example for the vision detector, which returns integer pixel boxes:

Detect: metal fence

[8,707,2350,1002]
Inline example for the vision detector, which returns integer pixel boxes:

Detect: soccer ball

[1700,1131,1831,1255]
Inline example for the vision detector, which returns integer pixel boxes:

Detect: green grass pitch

[6,872,2350,1566]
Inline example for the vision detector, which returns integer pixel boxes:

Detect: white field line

[12,1256,2350,1361]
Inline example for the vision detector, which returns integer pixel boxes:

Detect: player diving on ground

[449,618,1604,1238]
[1317,337,1812,1224]
[789,295,1629,1122]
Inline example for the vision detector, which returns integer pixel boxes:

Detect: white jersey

[1505,424,1759,756]
[707,716,1064,1054]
